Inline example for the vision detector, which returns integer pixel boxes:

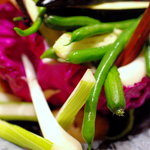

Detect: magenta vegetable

[0,2,150,112]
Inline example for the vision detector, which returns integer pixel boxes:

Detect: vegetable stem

[106,109,134,140]
[14,7,46,36]
[22,55,82,150]
[0,120,53,150]
[56,69,95,129]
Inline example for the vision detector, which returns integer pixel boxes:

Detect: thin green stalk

[106,109,134,140]
[14,7,46,36]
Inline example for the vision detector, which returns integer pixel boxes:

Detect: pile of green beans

[104,66,125,116]
[14,7,46,36]
[44,15,100,30]
[144,37,150,77]
[68,18,137,44]
[81,19,140,150]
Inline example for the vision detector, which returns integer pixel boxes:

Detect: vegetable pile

[0,0,150,150]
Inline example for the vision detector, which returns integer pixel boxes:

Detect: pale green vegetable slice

[0,102,36,121]
[56,69,96,129]
[0,120,53,150]
[22,55,82,150]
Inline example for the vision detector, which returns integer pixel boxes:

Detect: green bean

[82,19,140,150]
[104,65,125,116]
[41,48,57,59]
[44,15,100,30]
[67,44,112,64]
[144,37,150,77]
[14,7,46,36]
[68,18,137,44]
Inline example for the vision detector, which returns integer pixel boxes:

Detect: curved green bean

[14,7,46,36]
[144,37,150,77]
[67,44,112,64]
[82,19,140,150]
[104,65,125,116]
[68,18,137,44]
[44,15,100,30]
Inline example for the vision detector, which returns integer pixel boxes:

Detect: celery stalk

[0,120,53,150]
[56,69,96,129]
[22,55,82,150]
[0,102,37,121]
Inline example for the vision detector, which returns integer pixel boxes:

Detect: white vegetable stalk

[22,55,82,150]
[56,69,96,129]
[0,102,36,121]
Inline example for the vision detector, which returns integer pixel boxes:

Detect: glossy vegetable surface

[116,4,150,66]
[14,7,46,36]
[82,19,140,150]
[44,15,100,30]
[104,66,125,116]
[44,2,148,22]
[67,44,112,64]
[37,0,105,7]
[69,18,137,43]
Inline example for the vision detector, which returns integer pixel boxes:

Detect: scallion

[22,55,82,150]
[0,120,53,150]
[56,69,96,129]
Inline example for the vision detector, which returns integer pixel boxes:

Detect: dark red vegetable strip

[116,4,150,66]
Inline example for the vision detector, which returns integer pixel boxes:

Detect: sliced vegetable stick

[22,55,82,150]
[0,120,53,150]
[0,102,36,121]
[56,69,96,129]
